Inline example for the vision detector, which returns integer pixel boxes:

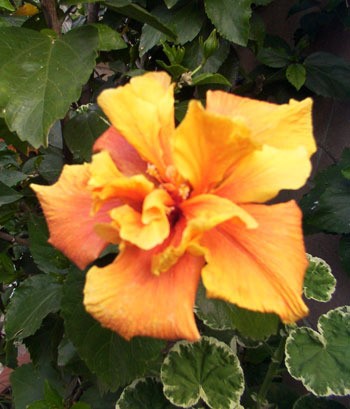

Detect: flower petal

[110,189,174,250]
[201,201,309,323]
[173,100,254,194]
[31,164,118,269]
[97,72,175,174]
[93,126,147,176]
[206,92,316,156]
[84,243,204,341]
[215,145,312,203]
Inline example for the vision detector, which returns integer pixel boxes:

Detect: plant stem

[41,0,61,35]
[255,336,286,409]
[0,231,29,247]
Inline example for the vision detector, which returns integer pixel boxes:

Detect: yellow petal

[206,91,316,156]
[215,145,312,203]
[31,164,118,269]
[110,189,174,250]
[14,3,39,16]
[98,72,175,174]
[84,244,204,341]
[201,201,309,323]
[173,100,255,194]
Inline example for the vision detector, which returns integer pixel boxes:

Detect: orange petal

[97,72,175,174]
[89,151,154,210]
[31,164,118,269]
[110,189,174,250]
[93,126,147,176]
[201,201,309,323]
[173,100,254,194]
[215,145,311,203]
[206,91,316,156]
[84,243,204,340]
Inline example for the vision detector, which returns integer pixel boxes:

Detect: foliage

[0,0,349,408]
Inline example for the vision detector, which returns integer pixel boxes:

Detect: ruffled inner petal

[201,201,309,323]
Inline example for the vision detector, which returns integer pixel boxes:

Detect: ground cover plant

[0,0,350,408]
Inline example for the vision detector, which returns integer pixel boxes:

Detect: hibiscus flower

[32,72,316,341]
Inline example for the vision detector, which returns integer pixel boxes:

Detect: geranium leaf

[0,25,98,147]
[161,337,244,408]
[195,283,279,340]
[285,306,350,396]
[116,377,177,409]
[5,275,63,340]
[204,0,252,46]
[293,394,347,409]
[61,268,165,391]
[303,254,336,302]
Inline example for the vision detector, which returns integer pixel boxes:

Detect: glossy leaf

[116,378,177,409]
[204,0,252,46]
[286,63,306,90]
[161,337,244,408]
[286,306,350,396]
[195,283,279,340]
[303,254,336,302]
[61,268,165,391]
[0,26,98,147]
[5,274,63,340]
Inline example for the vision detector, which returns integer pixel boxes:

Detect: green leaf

[37,146,64,183]
[106,3,176,40]
[192,72,231,86]
[10,363,64,409]
[286,63,306,90]
[0,252,17,283]
[204,0,252,46]
[285,306,350,396]
[300,148,350,234]
[5,274,62,339]
[0,168,27,187]
[195,283,279,340]
[304,52,350,98]
[71,403,92,409]
[163,0,180,8]
[257,46,292,68]
[116,377,177,409]
[0,0,14,11]
[0,181,22,204]
[161,337,244,408]
[92,23,126,51]
[303,254,336,302]
[80,386,119,409]
[0,26,98,147]
[28,216,70,274]
[293,394,347,409]
[27,381,64,409]
[61,268,165,391]
[63,105,109,161]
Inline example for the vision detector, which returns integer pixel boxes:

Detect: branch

[40,0,61,35]
[0,231,29,247]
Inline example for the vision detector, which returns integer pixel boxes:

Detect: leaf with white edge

[285,306,350,396]
[63,105,109,161]
[61,268,165,391]
[286,63,306,90]
[5,274,62,340]
[0,26,98,147]
[116,378,177,409]
[92,23,126,51]
[161,337,244,409]
[303,254,336,302]
[204,0,252,46]
[195,283,279,340]
[293,394,347,409]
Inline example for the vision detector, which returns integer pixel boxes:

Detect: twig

[0,231,29,247]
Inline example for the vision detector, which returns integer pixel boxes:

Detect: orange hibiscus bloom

[32,72,315,341]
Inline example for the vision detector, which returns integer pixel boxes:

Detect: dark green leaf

[161,337,244,408]
[80,386,120,409]
[192,72,231,86]
[92,23,126,51]
[28,216,70,274]
[0,181,22,205]
[27,381,64,409]
[0,168,27,187]
[0,26,98,147]
[304,52,350,98]
[195,283,279,340]
[61,268,165,391]
[37,146,64,183]
[71,403,92,409]
[116,378,177,409]
[5,274,62,339]
[286,63,306,90]
[0,252,17,283]
[293,394,347,409]
[163,0,180,8]
[63,105,109,161]
[257,46,292,68]
[204,0,252,46]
